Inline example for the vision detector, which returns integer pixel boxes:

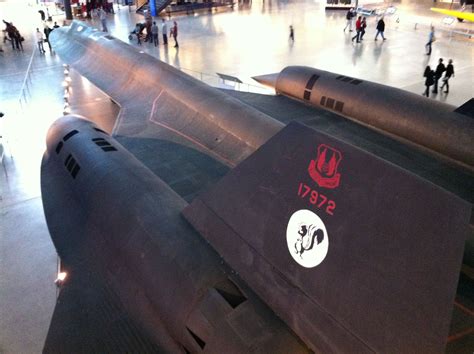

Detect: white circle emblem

[286,209,329,268]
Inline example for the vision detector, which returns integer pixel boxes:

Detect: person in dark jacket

[38,9,45,21]
[343,8,355,32]
[360,17,367,40]
[3,20,17,50]
[423,66,435,98]
[440,59,454,93]
[432,58,445,94]
[44,25,52,52]
[374,17,386,41]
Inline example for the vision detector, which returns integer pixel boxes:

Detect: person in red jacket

[352,16,362,43]
[170,21,178,48]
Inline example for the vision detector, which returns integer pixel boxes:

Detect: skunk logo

[295,224,324,258]
[286,210,329,268]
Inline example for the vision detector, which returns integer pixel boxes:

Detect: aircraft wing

[431,7,474,22]
[43,263,163,353]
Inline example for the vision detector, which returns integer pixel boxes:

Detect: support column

[64,0,73,20]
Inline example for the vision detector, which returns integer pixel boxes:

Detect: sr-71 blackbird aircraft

[41,21,474,353]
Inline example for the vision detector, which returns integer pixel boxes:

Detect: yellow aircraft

[430,7,474,22]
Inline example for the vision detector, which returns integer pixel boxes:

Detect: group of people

[2,20,24,52]
[2,19,60,54]
[36,22,60,54]
[344,9,386,42]
[423,58,455,97]
[134,18,179,48]
[351,16,367,42]
[342,9,456,97]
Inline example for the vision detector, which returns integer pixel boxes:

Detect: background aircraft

[431,7,474,22]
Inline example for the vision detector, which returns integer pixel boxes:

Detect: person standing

[161,19,168,45]
[135,23,142,45]
[374,17,386,41]
[352,16,362,43]
[3,21,17,50]
[359,17,367,40]
[14,28,23,51]
[99,7,108,32]
[151,21,159,46]
[432,58,445,94]
[425,26,435,55]
[44,24,52,52]
[289,25,294,42]
[440,59,454,93]
[343,8,355,32]
[36,28,45,53]
[107,0,115,13]
[144,12,152,42]
[171,21,178,48]
[423,66,434,98]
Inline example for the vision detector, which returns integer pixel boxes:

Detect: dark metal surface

[222,89,474,267]
[184,121,471,353]
[41,116,310,353]
[49,21,283,167]
[455,98,474,119]
[43,21,474,354]
[43,261,164,353]
[253,66,474,172]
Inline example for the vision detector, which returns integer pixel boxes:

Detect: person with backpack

[343,8,355,32]
[374,17,386,41]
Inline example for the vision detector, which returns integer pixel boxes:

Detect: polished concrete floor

[0,0,473,352]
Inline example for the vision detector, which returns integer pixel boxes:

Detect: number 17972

[297,182,336,216]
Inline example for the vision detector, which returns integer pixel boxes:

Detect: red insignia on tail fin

[308,144,342,189]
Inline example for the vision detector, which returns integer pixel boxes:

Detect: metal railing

[18,46,37,110]
[386,11,474,41]
[1,46,38,161]
[179,67,274,95]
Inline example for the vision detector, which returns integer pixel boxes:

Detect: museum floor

[0,0,473,352]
